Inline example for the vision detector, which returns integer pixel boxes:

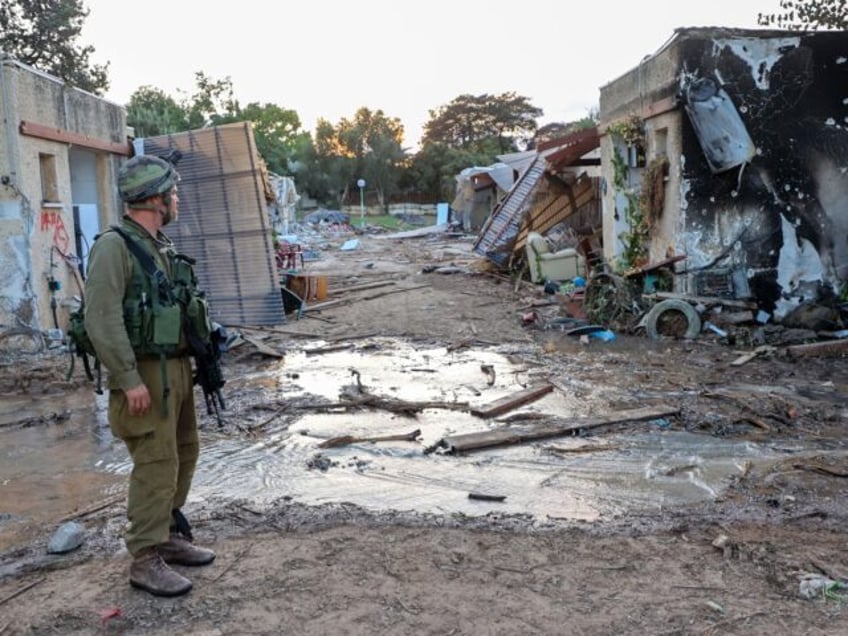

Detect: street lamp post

[357,178,366,228]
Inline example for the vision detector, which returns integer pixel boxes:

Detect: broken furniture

[276,240,304,272]
[525,232,585,283]
[281,273,328,316]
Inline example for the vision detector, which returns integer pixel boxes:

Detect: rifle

[184,317,227,427]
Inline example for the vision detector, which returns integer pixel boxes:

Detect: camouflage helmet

[118,155,179,203]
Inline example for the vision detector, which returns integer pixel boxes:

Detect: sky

[81,0,783,150]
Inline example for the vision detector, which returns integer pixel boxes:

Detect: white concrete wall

[0,59,125,335]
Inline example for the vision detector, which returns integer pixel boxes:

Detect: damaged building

[0,51,285,342]
[599,27,848,325]
[472,127,603,275]
[0,55,129,339]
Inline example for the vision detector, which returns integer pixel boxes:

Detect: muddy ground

[2,223,848,635]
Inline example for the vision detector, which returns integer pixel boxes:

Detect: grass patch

[369,214,436,230]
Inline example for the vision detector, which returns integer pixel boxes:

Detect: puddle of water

[0,340,839,551]
[190,343,824,521]
[283,344,550,404]
[0,391,126,551]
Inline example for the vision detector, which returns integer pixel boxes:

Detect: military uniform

[84,216,198,557]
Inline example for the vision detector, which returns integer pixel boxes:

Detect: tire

[644,299,701,340]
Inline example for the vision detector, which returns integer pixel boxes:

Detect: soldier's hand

[125,383,152,416]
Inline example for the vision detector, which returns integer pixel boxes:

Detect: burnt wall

[678,31,848,317]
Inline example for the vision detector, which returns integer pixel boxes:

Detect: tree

[126,86,190,138]
[758,0,848,29]
[294,118,352,207]
[533,110,599,147]
[422,92,543,153]
[0,0,109,94]
[185,72,240,129]
[126,74,307,176]
[403,141,501,202]
[336,108,406,209]
[297,108,407,209]
[233,103,309,175]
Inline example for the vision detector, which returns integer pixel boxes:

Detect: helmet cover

[118,155,179,203]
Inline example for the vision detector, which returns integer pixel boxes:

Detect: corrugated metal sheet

[472,155,547,265]
[141,123,284,326]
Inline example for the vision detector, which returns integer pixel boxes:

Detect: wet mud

[2,229,848,634]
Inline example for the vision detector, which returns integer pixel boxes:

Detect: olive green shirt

[83,216,176,391]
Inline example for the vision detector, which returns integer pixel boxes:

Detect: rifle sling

[110,226,171,301]
[110,225,172,415]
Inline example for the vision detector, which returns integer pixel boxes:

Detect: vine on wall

[609,115,650,271]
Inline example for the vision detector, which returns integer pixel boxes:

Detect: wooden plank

[730,345,776,366]
[625,255,687,278]
[470,383,553,419]
[318,428,420,449]
[307,284,430,312]
[786,339,848,357]
[442,404,679,453]
[327,280,395,296]
[242,334,284,358]
[19,120,132,155]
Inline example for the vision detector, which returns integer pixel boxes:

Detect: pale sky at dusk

[82,0,782,148]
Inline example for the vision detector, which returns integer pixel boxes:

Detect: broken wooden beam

[318,428,421,449]
[339,392,469,416]
[327,280,396,296]
[440,404,679,453]
[468,492,506,502]
[306,284,431,312]
[730,345,776,366]
[470,383,553,419]
[786,339,848,357]
[241,334,284,358]
[303,343,355,355]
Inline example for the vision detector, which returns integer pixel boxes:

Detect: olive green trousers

[108,357,199,556]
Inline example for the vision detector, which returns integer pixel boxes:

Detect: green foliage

[533,111,598,145]
[214,101,307,175]
[295,108,408,209]
[366,214,402,230]
[422,92,542,152]
[758,0,848,29]
[608,115,649,271]
[402,141,499,201]
[294,119,350,207]
[610,142,649,272]
[126,86,190,137]
[188,72,240,128]
[0,0,109,94]
[607,115,645,147]
[126,74,307,176]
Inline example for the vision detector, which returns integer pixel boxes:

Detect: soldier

[84,154,215,597]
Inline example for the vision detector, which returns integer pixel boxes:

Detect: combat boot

[129,547,192,597]
[158,534,216,566]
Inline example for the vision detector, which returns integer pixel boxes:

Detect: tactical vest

[115,226,211,357]
[67,225,212,402]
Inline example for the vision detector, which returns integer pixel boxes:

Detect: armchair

[525,232,585,283]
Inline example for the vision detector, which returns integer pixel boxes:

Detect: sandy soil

[2,224,848,635]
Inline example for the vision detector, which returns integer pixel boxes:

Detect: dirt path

[2,226,848,635]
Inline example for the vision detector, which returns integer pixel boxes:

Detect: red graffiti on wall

[40,209,70,254]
